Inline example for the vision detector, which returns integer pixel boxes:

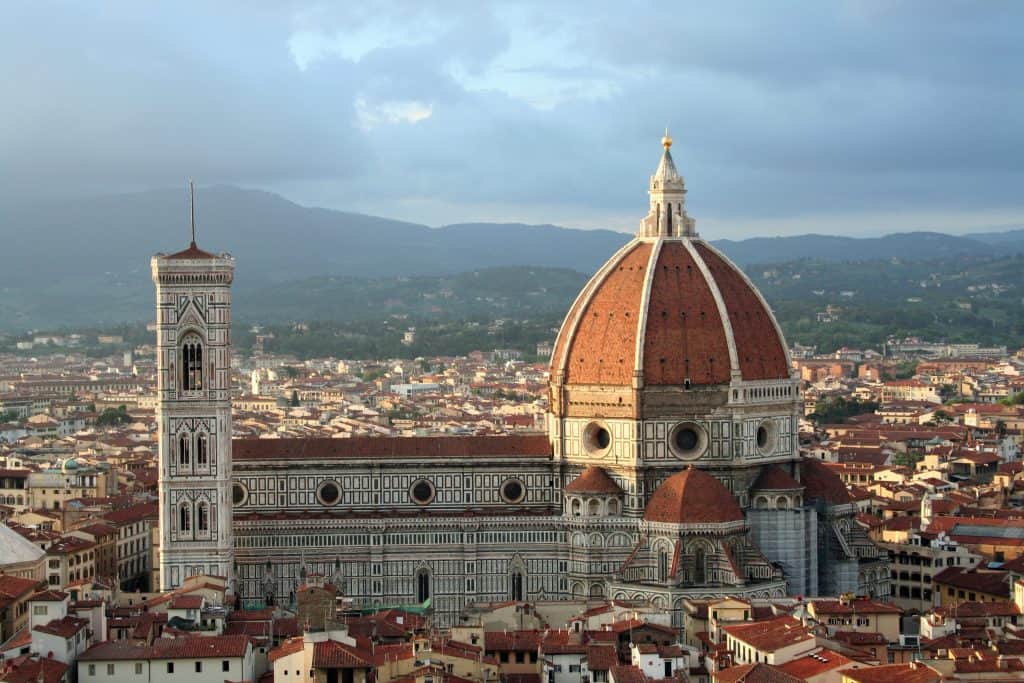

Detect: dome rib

[550,239,642,379]
[562,242,653,385]
[632,238,663,385]
[693,242,791,381]
[551,236,792,392]
[643,467,744,524]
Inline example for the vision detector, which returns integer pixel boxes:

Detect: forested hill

[1,185,1024,329]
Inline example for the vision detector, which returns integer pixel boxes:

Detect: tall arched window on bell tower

[179,503,191,534]
[196,433,208,466]
[510,571,524,601]
[180,333,204,391]
[178,434,191,466]
[416,569,431,603]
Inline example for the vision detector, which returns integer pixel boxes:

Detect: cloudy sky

[2,1,1023,238]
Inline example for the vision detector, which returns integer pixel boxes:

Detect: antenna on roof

[188,178,197,247]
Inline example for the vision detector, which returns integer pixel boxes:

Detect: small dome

[751,465,804,491]
[644,467,744,524]
[60,458,82,473]
[565,466,624,495]
[800,457,852,505]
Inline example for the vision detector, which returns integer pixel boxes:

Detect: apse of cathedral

[152,135,890,627]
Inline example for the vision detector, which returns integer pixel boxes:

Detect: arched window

[587,499,600,516]
[511,571,524,601]
[178,434,191,466]
[693,547,706,584]
[180,334,204,391]
[571,499,582,517]
[197,502,209,532]
[416,569,431,603]
[608,499,619,516]
[196,433,208,466]
[658,550,669,582]
[179,504,191,533]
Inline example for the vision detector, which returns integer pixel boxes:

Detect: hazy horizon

[3,2,1024,240]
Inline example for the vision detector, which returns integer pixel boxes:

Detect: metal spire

[188,178,197,246]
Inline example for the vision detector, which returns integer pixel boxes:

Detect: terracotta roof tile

[800,457,852,504]
[643,467,743,524]
[642,241,731,385]
[165,242,218,260]
[693,243,789,381]
[565,466,624,495]
[563,242,652,385]
[751,466,803,491]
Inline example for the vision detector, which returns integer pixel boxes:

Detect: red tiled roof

[800,457,852,504]
[610,665,648,683]
[779,649,856,678]
[722,616,813,652]
[587,644,618,671]
[1,656,69,683]
[102,501,158,525]
[233,434,551,461]
[714,662,802,683]
[169,595,204,610]
[561,242,652,385]
[34,616,88,638]
[565,466,624,495]
[839,663,941,683]
[28,590,67,603]
[810,598,902,615]
[642,241,732,385]
[312,640,372,668]
[268,636,304,663]
[165,242,218,260]
[643,467,743,524]
[752,465,803,491]
[551,239,789,390]
[0,575,42,600]
[694,243,789,381]
[932,566,1010,598]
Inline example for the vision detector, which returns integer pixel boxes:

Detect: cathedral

[152,135,890,628]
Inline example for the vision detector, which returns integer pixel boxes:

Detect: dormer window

[180,334,204,392]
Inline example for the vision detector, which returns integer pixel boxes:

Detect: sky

[1,1,1023,238]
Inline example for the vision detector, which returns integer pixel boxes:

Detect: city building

[155,137,888,627]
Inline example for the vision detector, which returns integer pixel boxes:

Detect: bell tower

[152,186,235,591]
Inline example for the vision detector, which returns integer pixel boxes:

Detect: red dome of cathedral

[550,239,789,387]
[643,466,744,524]
[550,135,789,394]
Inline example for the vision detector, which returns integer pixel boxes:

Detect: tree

[96,405,131,426]
[289,390,300,407]
[284,366,300,379]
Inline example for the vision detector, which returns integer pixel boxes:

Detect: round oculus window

[500,479,526,504]
[583,422,612,455]
[316,480,342,506]
[669,422,706,460]
[756,420,775,454]
[231,482,248,506]
[410,479,436,506]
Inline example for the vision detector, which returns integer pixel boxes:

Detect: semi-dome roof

[564,466,624,495]
[643,466,744,525]
[550,139,789,392]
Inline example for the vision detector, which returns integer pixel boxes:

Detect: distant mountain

[2,185,1024,330]
[713,231,998,265]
